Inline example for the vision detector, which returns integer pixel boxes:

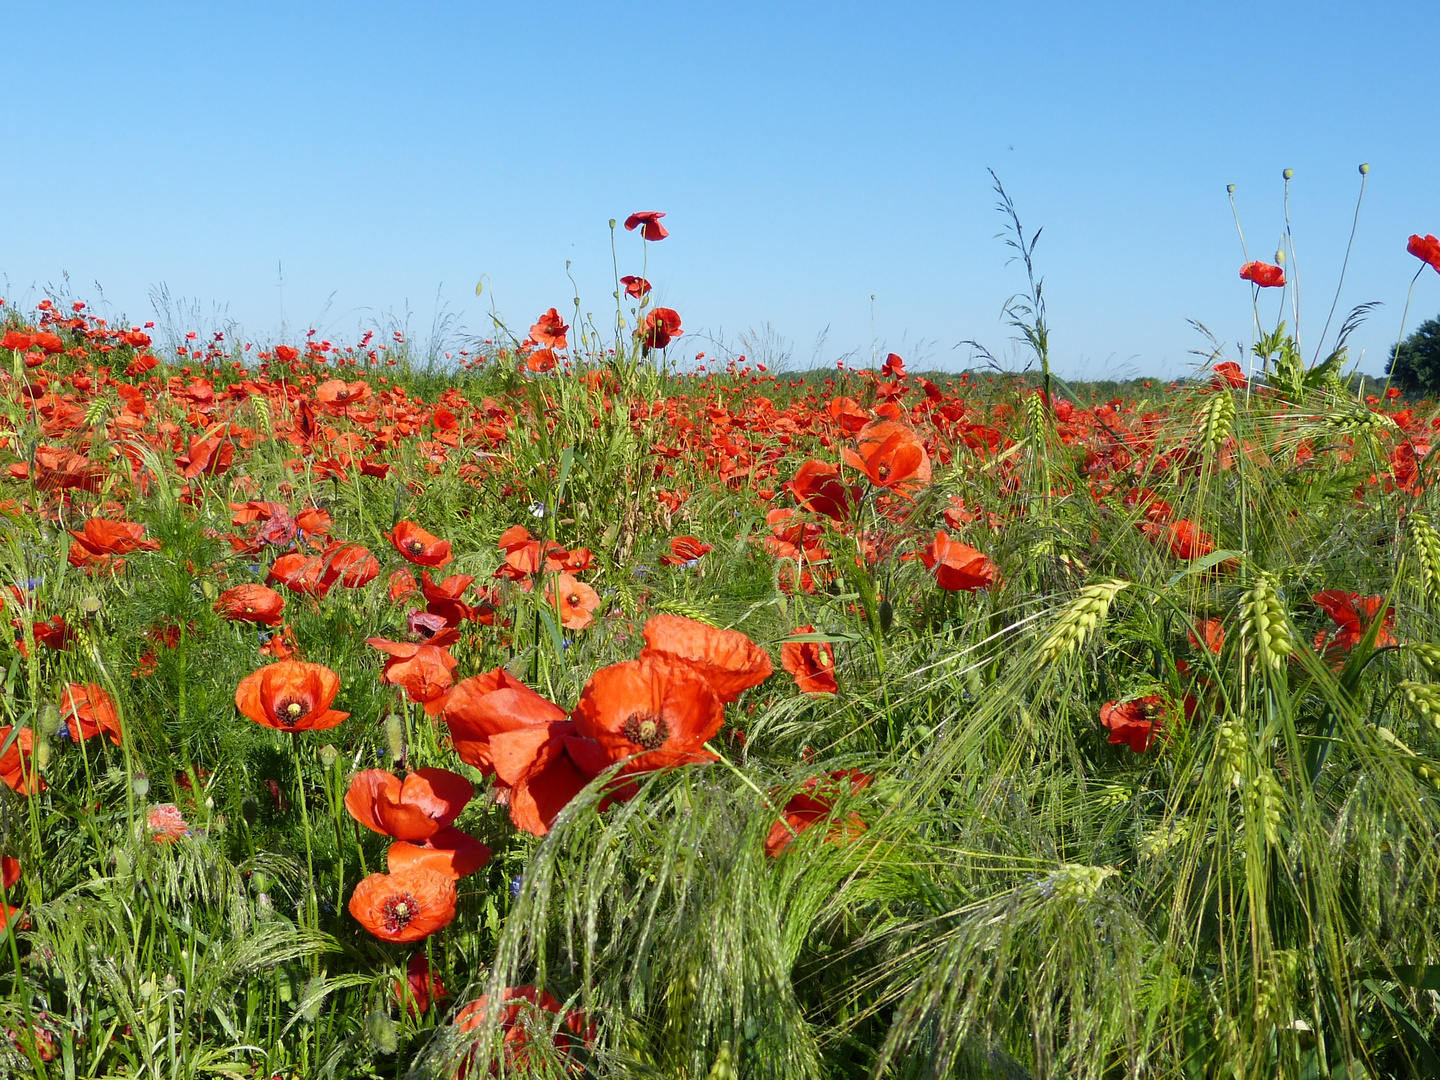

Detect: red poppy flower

[214,583,286,626]
[344,767,473,841]
[322,542,379,589]
[454,986,594,1076]
[388,568,420,604]
[548,573,600,631]
[68,519,160,557]
[0,726,43,794]
[765,771,872,856]
[918,531,999,592]
[786,459,858,522]
[387,827,492,879]
[176,434,234,478]
[1188,618,1225,654]
[314,379,372,410]
[528,309,569,350]
[2,856,18,890]
[1211,361,1247,389]
[571,655,725,773]
[1100,693,1195,753]
[1312,591,1396,653]
[639,614,773,703]
[1,331,35,352]
[1408,234,1440,274]
[59,683,124,744]
[422,571,487,626]
[442,670,595,835]
[637,307,683,352]
[781,626,838,695]
[367,633,459,714]
[660,536,713,566]
[620,275,651,298]
[388,521,453,568]
[840,420,932,497]
[349,867,456,943]
[148,804,190,844]
[1162,520,1215,561]
[267,553,334,598]
[1240,261,1286,288]
[259,624,301,660]
[495,526,561,580]
[395,953,447,1017]
[623,211,669,240]
[235,661,349,732]
[524,348,558,373]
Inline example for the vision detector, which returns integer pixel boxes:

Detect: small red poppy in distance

[1408,234,1440,274]
[620,275,652,298]
[1239,261,1286,288]
[388,521,453,568]
[623,211,669,240]
[528,308,569,350]
[638,307,683,352]
[1211,361,1247,389]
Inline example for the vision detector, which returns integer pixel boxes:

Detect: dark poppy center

[622,712,670,751]
[383,892,419,932]
[408,540,424,554]
[277,699,308,727]
[877,462,891,479]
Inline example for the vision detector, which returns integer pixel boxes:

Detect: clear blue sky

[3,2,1437,378]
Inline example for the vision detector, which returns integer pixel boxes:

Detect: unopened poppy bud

[251,870,270,893]
[37,702,60,736]
[504,654,529,682]
[384,714,405,762]
[132,773,150,797]
[35,736,50,771]
[113,848,132,876]
[319,743,339,769]
[1283,168,1294,180]
[1359,162,1370,175]
[80,595,102,619]
[1274,250,1285,265]
[879,598,894,634]
[366,1009,398,1054]
[201,580,217,600]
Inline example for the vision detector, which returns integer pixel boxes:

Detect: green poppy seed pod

[80,595,103,619]
[1274,249,1285,265]
[37,702,61,736]
[318,743,338,769]
[608,218,617,230]
[132,772,150,798]
[1227,184,1236,194]
[201,580,217,601]
[1283,168,1294,180]
[384,714,405,762]
[250,870,270,893]
[1359,162,1370,175]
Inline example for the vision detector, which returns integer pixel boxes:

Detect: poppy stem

[289,733,320,962]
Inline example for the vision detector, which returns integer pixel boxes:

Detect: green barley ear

[1199,389,1235,458]
[1376,725,1440,785]
[84,394,111,429]
[1037,580,1129,664]
[1399,680,1440,733]
[252,395,273,439]
[1216,720,1247,788]
[1238,574,1294,671]
[1410,512,1440,607]
[1410,642,1440,679]
[1025,388,1049,435]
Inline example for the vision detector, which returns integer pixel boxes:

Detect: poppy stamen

[622,712,671,751]
[278,699,306,726]
[382,892,420,932]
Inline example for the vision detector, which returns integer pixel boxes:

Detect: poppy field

[4,217,1440,1079]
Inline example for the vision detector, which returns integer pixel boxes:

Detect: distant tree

[1387,315,1440,395]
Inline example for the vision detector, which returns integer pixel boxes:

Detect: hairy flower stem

[289,734,320,970]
